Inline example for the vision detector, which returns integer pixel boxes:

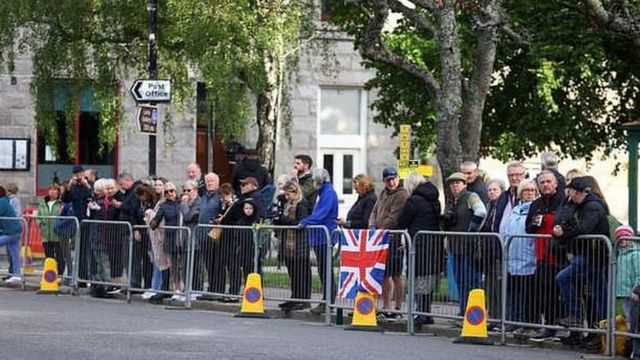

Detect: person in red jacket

[525,170,567,341]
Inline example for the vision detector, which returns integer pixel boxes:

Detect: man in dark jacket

[68,165,93,283]
[231,149,271,195]
[114,173,150,290]
[553,176,609,328]
[293,154,317,204]
[525,170,566,341]
[193,172,221,294]
[460,161,489,204]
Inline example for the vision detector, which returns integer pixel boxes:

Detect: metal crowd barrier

[410,231,503,335]
[611,235,640,356]
[330,228,412,332]
[503,234,613,354]
[131,224,192,307]
[189,224,256,304]
[0,216,27,289]
[25,215,79,283]
[77,220,133,296]
[261,224,333,324]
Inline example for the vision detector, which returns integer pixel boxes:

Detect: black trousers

[43,242,65,276]
[313,245,335,301]
[130,235,153,289]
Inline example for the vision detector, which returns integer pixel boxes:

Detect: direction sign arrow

[130,79,171,103]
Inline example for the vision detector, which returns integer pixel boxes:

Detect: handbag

[208,203,234,243]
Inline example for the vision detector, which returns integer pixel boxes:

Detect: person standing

[292,154,317,205]
[480,178,505,320]
[300,168,338,316]
[274,181,313,311]
[186,163,206,197]
[0,186,22,283]
[231,149,271,194]
[442,172,487,316]
[553,176,609,329]
[37,184,65,276]
[495,162,527,235]
[397,172,442,327]
[194,172,221,294]
[369,167,409,320]
[337,174,377,230]
[460,161,489,204]
[525,170,567,341]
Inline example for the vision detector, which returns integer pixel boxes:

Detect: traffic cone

[453,288,493,345]
[21,246,35,275]
[235,273,269,318]
[37,257,59,295]
[345,291,382,332]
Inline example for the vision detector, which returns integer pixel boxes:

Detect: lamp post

[147,0,158,177]
[622,120,640,231]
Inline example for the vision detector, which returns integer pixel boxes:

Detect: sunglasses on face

[183,188,193,193]
[165,189,176,195]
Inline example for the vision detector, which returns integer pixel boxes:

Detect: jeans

[151,261,163,291]
[556,255,607,322]
[0,234,21,275]
[451,253,481,315]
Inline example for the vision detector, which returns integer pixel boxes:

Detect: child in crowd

[615,225,640,359]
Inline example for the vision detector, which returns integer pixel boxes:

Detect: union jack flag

[338,229,390,299]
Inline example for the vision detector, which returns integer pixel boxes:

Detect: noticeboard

[0,138,30,171]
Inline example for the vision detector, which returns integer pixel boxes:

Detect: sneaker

[560,332,582,346]
[170,294,182,301]
[141,291,155,300]
[310,303,325,316]
[1,275,11,281]
[4,276,21,284]
[529,329,560,342]
[388,311,403,321]
[106,286,122,295]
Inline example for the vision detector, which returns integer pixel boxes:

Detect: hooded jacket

[369,186,409,230]
[300,182,338,246]
[616,243,640,297]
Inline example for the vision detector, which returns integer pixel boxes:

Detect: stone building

[0,33,396,215]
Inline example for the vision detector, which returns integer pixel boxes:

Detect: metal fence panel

[130,224,192,306]
[77,220,132,296]
[504,233,612,353]
[25,216,79,283]
[612,236,640,356]
[330,228,412,331]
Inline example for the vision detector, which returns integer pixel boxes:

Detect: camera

[269,203,284,220]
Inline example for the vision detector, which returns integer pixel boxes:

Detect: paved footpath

[0,287,585,360]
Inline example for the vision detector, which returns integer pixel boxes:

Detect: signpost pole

[147,0,158,177]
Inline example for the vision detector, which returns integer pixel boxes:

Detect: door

[318,149,362,216]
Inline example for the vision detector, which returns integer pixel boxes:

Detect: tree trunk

[460,0,501,163]
[255,53,279,174]
[435,1,463,180]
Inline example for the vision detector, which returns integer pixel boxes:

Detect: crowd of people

[1,149,639,355]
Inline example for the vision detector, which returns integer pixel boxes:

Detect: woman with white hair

[503,178,538,331]
[397,172,442,327]
[300,168,339,315]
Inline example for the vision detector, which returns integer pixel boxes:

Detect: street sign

[130,79,171,103]
[137,105,159,134]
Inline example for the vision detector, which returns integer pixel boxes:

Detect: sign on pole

[130,80,171,103]
[137,105,159,134]
[397,124,433,178]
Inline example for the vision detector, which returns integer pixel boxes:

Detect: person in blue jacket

[300,168,338,315]
[0,185,23,283]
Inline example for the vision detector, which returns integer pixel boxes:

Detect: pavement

[0,286,592,360]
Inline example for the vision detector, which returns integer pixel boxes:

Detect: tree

[0,0,317,173]
[329,0,507,177]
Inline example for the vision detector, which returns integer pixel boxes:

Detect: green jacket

[37,198,63,243]
[616,243,640,297]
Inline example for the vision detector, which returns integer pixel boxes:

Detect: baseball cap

[566,176,591,192]
[382,167,398,180]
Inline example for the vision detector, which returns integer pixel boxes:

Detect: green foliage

[483,0,640,161]
[0,0,317,160]
[329,0,640,163]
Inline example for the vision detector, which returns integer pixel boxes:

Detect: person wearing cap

[300,168,339,316]
[553,176,610,329]
[614,224,640,357]
[231,149,271,195]
[369,166,409,320]
[442,171,487,316]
